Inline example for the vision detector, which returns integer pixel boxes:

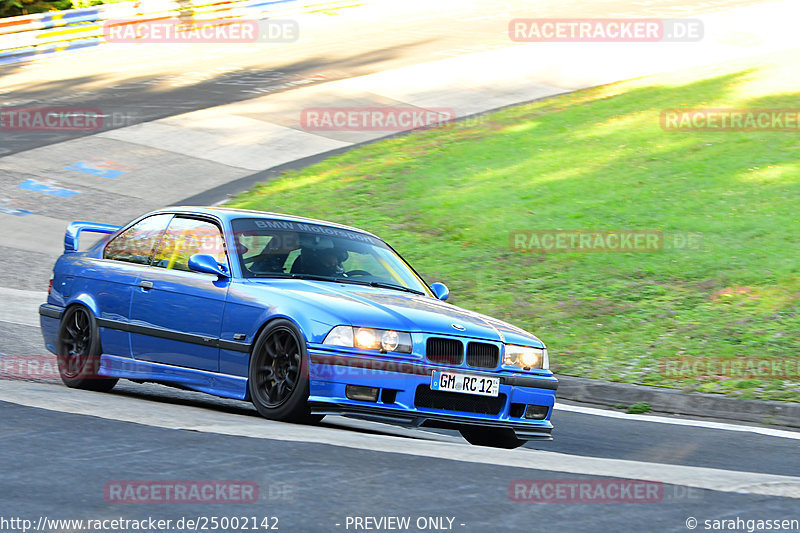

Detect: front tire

[248,319,320,423]
[56,305,118,392]
[459,427,525,449]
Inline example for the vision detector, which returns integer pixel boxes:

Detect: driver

[314,248,347,277]
[291,245,349,277]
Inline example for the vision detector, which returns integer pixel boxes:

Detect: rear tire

[56,305,118,392]
[248,319,320,423]
[459,427,525,449]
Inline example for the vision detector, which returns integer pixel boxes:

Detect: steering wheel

[345,270,372,277]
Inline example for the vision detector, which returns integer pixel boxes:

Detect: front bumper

[307,349,557,440]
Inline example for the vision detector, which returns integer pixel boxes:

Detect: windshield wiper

[252,273,425,295]
[367,281,425,295]
[253,273,371,286]
[252,272,338,282]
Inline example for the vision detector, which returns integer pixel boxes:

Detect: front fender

[219,284,345,378]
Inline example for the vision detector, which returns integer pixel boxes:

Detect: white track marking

[0,380,799,499]
[555,402,800,440]
[0,288,47,327]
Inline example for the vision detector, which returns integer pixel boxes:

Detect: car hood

[243,279,544,347]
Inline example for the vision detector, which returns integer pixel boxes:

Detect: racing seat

[290,250,326,275]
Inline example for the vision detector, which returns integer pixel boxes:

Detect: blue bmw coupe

[39,207,557,448]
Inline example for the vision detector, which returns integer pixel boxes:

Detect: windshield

[231,218,431,296]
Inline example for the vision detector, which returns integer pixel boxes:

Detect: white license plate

[430,370,500,397]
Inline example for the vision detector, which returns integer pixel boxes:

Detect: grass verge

[228,51,800,402]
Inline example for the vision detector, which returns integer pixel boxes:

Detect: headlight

[323,326,412,354]
[355,327,380,350]
[504,344,548,370]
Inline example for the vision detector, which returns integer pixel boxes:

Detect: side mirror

[429,282,449,301]
[188,254,229,278]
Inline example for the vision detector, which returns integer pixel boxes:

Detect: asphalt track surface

[1,0,799,532]
[2,398,799,533]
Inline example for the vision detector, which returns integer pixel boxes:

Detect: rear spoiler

[64,221,121,253]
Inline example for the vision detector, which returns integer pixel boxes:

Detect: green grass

[228,51,800,402]
[627,402,652,415]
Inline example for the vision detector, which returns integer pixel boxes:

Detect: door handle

[139,280,154,290]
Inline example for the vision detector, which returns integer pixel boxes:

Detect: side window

[151,217,226,272]
[104,214,172,265]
